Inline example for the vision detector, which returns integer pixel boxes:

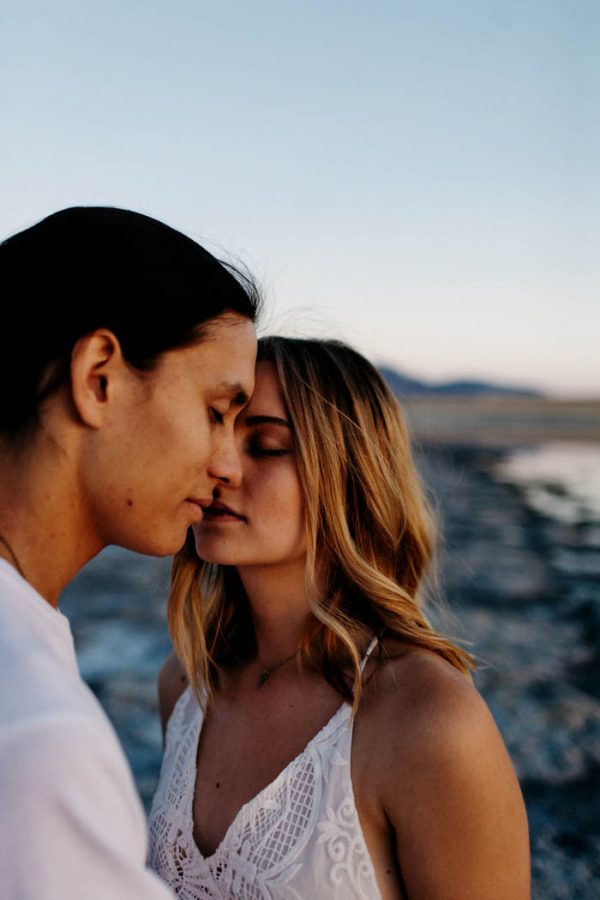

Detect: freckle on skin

[216,782,220,789]
[126,499,133,507]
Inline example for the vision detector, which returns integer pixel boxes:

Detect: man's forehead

[215,380,251,407]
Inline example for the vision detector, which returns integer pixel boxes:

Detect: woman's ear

[69,329,124,428]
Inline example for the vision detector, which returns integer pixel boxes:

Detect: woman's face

[192,360,306,569]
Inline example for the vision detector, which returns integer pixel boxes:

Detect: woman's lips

[202,503,246,522]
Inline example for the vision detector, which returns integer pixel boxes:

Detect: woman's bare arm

[365,652,530,899]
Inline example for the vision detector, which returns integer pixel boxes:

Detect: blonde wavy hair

[168,336,474,709]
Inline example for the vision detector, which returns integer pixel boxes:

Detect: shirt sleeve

[0,714,174,899]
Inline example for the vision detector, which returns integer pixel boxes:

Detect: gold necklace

[256,651,297,689]
[0,532,26,580]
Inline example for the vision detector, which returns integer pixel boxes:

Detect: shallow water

[494,441,600,527]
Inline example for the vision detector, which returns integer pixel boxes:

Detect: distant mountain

[378,366,543,398]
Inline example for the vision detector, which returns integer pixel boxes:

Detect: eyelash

[249,447,290,458]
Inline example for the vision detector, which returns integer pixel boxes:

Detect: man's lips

[187,497,214,508]
[185,497,214,521]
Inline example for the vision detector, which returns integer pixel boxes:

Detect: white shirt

[0,559,174,899]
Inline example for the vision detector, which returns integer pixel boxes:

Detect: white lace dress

[147,651,382,899]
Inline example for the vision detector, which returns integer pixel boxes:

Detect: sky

[1,0,598,397]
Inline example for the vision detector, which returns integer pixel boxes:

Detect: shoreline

[404,395,600,446]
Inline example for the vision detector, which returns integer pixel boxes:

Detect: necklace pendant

[257,668,271,689]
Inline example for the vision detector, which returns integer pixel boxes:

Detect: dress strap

[359,635,379,673]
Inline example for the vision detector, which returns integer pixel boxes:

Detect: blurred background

[3,2,599,897]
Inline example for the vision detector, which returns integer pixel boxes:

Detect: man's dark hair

[0,206,261,439]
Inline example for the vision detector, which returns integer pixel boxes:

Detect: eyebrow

[217,382,251,407]
[244,415,292,428]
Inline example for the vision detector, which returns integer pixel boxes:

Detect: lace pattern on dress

[148,644,382,899]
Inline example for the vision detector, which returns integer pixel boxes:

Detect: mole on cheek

[126,499,134,507]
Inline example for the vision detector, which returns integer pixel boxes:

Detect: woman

[0,206,259,899]
[149,337,530,899]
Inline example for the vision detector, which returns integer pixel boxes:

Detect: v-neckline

[185,687,351,863]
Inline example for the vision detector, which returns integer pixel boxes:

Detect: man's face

[80,312,256,556]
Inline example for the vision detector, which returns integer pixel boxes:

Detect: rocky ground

[420,445,600,899]
[62,444,600,899]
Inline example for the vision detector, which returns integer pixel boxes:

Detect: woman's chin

[191,536,244,566]
[196,553,235,566]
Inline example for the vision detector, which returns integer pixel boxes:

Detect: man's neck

[0,442,103,607]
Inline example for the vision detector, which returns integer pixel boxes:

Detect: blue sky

[1,1,598,396]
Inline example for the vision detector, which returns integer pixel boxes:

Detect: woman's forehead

[246,361,287,415]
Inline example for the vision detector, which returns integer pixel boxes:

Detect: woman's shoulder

[354,642,530,897]
[354,639,513,806]
[157,651,189,737]
[361,640,493,762]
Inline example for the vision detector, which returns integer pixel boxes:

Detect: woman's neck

[236,559,310,664]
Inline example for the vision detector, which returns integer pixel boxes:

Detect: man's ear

[70,329,124,428]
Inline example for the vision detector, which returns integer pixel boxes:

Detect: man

[0,207,259,897]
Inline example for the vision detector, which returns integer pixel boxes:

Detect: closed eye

[249,447,291,458]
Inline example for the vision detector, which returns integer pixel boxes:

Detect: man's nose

[207,428,243,488]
